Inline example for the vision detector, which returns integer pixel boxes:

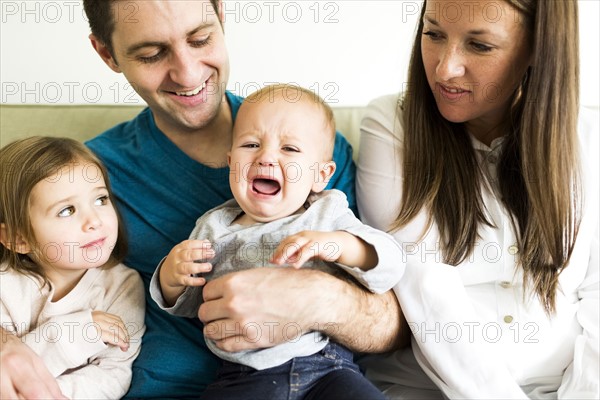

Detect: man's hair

[244,84,337,159]
[82,0,221,57]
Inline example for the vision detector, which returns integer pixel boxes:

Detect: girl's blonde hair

[0,137,127,284]
[396,0,581,313]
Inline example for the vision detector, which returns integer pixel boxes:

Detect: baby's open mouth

[252,178,281,195]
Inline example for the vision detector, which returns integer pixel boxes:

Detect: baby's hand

[91,311,130,352]
[271,231,342,268]
[160,240,215,290]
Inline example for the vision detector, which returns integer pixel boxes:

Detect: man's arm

[198,268,410,353]
[1,328,66,400]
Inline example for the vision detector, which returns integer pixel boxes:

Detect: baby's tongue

[253,179,280,195]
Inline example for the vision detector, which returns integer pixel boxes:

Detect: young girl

[0,137,145,399]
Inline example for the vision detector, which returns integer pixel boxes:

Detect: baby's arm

[271,205,404,294]
[159,239,215,306]
[271,230,377,270]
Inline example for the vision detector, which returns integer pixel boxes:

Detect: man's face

[103,0,230,136]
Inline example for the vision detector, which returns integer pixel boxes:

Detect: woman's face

[421,0,531,138]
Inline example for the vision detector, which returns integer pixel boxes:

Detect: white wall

[1,0,598,107]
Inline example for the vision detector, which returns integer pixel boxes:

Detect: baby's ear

[311,161,337,193]
[0,223,32,254]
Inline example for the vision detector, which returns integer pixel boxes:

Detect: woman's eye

[58,206,75,218]
[471,42,493,53]
[422,31,442,41]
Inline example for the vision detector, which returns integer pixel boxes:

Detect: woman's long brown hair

[393,0,581,313]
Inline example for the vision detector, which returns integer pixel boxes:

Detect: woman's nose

[436,45,466,81]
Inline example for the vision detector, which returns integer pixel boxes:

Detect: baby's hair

[0,136,127,285]
[244,84,336,158]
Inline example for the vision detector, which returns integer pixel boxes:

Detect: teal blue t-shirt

[86,91,357,398]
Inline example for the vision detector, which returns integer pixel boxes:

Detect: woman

[357,1,598,399]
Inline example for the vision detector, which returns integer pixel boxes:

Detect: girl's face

[421,0,531,139]
[26,161,119,278]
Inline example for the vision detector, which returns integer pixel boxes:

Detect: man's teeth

[176,82,206,96]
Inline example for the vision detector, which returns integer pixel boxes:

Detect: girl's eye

[95,195,109,206]
[282,146,299,152]
[242,143,259,148]
[58,206,75,218]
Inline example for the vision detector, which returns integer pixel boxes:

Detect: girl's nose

[83,210,102,231]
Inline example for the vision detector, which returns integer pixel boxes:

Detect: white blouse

[357,94,599,399]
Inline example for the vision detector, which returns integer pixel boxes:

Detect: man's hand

[199,268,324,352]
[1,329,67,400]
[198,267,405,354]
[159,239,215,306]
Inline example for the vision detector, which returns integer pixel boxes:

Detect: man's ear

[0,223,32,254]
[89,34,121,73]
[311,161,337,193]
[217,0,225,27]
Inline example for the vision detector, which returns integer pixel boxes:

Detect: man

[0,1,405,398]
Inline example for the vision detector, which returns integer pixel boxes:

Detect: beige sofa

[0,104,367,158]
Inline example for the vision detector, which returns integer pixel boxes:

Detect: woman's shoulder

[364,94,402,120]
[577,106,599,151]
[361,93,404,141]
[577,107,599,200]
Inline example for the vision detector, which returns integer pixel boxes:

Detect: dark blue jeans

[201,342,386,400]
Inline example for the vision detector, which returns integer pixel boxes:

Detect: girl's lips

[81,238,105,249]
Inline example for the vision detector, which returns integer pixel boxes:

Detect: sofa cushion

[0,105,366,160]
